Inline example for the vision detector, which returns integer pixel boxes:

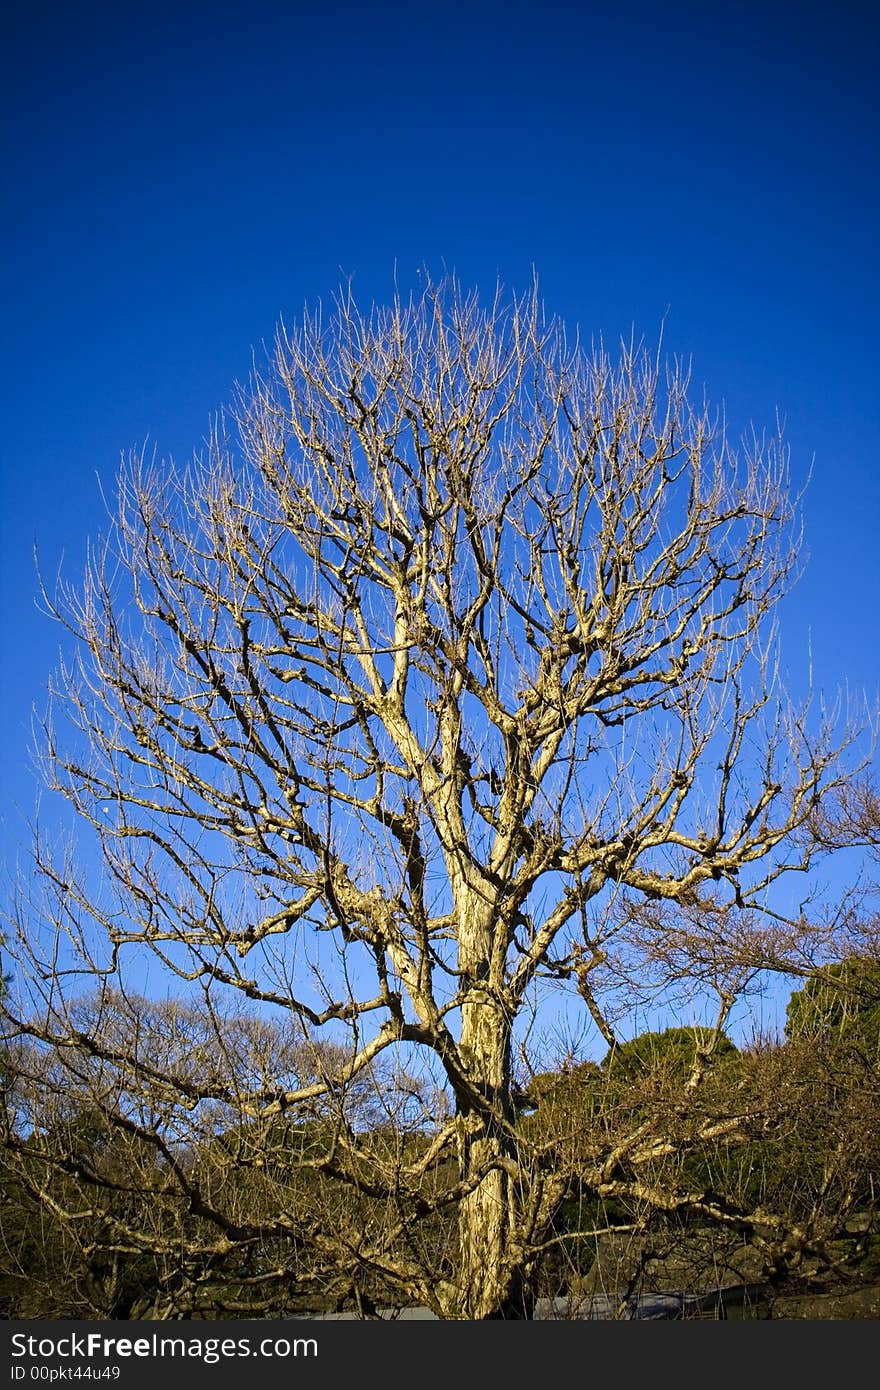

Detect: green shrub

[602,1026,738,1081]
[785,958,880,1057]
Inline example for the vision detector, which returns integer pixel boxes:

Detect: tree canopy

[786,957,880,1055]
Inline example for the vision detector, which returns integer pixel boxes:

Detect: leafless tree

[2,277,873,1317]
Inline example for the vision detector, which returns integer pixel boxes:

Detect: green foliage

[785,958,880,1057]
[601,1026,738,1081]
[523,1061,602,1111]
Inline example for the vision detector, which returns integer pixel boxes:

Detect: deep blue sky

[1,0,878,894]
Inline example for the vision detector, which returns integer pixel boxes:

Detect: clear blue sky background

[1,0,877,912]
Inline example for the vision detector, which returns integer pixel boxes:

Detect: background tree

[602,1026,738,1082]
[1,277,872,1317]
[785,957,880,1055]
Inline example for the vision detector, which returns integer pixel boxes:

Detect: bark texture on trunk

[453,978,522,1318]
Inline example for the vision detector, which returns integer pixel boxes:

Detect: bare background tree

[2,277,874,1318]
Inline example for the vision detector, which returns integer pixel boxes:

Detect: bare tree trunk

[451,895,526,1318]
[457,1007,512,1315]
